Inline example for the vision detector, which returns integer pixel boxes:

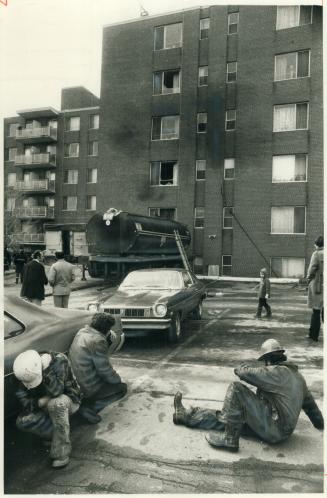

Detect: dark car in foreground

[87,268,207,342]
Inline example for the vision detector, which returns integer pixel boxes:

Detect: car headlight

[87,303,99,312]
[154,304,167,317]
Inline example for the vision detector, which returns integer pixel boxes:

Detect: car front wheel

[167,313,181,343]
[193,300,203,320]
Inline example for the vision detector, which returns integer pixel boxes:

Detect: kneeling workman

[13,350,81,468]
[69,312,127,424]
[173,338,324,452]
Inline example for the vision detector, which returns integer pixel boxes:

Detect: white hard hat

[258,339,285,360]
[13,350,42,389]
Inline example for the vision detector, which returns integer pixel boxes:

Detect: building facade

[4,87,100,257]
[98,5,323,277]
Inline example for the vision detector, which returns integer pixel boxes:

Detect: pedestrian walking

[13,350,81,468]
[255,267,272,318]
[69,312,126,424]
[173,338,324,453]
[307,235,324,342]
[48,252,75,308]
[20,250,48,306]
[13,249,27,284]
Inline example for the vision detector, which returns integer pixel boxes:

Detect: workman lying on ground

[173,338,324,452]
[13,350,81,468]
[69,312,127,424]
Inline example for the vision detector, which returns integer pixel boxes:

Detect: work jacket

[20,259,48,300]
[307,248,324,310]
[257,277,271,298]
[48,259,75,296]
[69,325,121,398]
[16,352,81,414]
[235,361,324,438]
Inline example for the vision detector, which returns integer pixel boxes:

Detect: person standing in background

[48,251,75,308]
[255,268,272,319]
[14,249,27,284]
[20,251,48,306]
[307,236,324,342]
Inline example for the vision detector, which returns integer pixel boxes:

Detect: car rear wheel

[193,300,203,320]
[167,313,181,343]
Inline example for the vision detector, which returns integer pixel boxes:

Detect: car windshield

[119,271,182,290]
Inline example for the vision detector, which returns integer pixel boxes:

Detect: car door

[181,271,199,314]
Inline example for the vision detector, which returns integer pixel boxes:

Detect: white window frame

[151,116,180,141]
[6,197,16,211]
[272,155,308,183]
[274,50,311,82]
[86,195,97,211]
[225,110,236,131]
[9,123,19,137]
[153,69,181,95]
[276,5,313,30]
[270,257,305,278]
[88,140,99,156]
[63,196,77,211]
[273,103,309,132]
[150,161,178,187]
[64,169,78,185]
[223,207,234,229]
[194,207,205,229]
[7,173,17,187]
[87,168,98,184]
[198,66,208,86]
[197,113,207,133]
[154,23,183,51]
[226,62,237,83]
[66,116,80,132]
[228,12,239,35]
[222,255,232,275]
[89,114,99,129]
[270,206,306,235]
[196,160,206,181]
[148,207,177,220]
[8,148,17,162]
[200,18,210,39]
[64,143,80,158]
[224,158,235,180]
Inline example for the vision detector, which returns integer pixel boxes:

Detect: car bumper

[121,318,171,331]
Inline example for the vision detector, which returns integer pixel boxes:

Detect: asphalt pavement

[3,276,324,494]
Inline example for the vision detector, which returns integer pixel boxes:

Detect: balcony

[10,233,45,245]
[15,153,56,168]
[15,180,55,194]
[15,206,55,219]
[16,126,57,143]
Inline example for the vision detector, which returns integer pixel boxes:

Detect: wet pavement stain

[158,412,166,422]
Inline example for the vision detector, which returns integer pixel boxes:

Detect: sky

[0,0,315,118]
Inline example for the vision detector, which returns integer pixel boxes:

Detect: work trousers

[309,307,324,341]
[53,295,70,308]
[256,298,271,317]
[83,382,127,413]
[16,395,79,461]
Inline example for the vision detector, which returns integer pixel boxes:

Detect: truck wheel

[167,313,181,343]
[193,301,203,320]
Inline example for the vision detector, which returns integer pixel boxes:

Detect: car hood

[102,289,178,307]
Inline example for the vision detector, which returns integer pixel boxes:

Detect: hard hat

[258,339,285,360]
[13,350,42,389]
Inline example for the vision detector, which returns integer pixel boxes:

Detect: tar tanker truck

[86,208,191,281]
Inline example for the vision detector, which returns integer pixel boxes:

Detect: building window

[151,116,179,140]
[224,159,235,179]
[200,18,210,39]
[275,50,310,81]
[153,70,180,95]
[225,110,236,131]
[198,66,208,86]
[63,196,77,211]
[222,255,232,275]
[7,148,17,162]
[272,155,307,182]
[194,207,205,228]
[9,123,19,137]
[150,161,178,186]
[6,197,15,211]
[89,114,99,129]
[273,103,308,132]
[271,257,305,278]
[228,12,239,34]
[196,160,206,181]
[226,62,237,83]
[87,168,97,183]
[149,207,176,220]
[154,23,182,50]
[65,116,80,131]
[271,206,306,234]
[64,143,80,157]
[276,6,313,30]
[193,256,204,273]
[7,173,16,187]
[64,170,78,184]
[86,195,96,211]
[197,113,207,133]
[223,207,234,229]
[88,140,99,156]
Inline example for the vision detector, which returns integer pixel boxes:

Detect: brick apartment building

[3,5,323,277]
[4,87,100,256]
[98,4,323,277]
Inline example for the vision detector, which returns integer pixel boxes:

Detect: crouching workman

[69,312,127,424]
[173,338,324,452]
[13,350,81,468]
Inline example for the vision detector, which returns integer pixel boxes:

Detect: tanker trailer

[86,208,191,281]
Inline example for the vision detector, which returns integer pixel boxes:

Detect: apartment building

[4,87,100,256]
[98,5,323,277]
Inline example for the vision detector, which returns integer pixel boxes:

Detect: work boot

[173,391,188,425]
[205,424,241,452]
[52,457,69,468]
[78,406,102,424]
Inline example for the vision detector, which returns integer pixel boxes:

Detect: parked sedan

[87,268,207,342]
